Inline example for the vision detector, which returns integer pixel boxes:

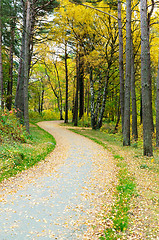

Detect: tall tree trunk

[131,37,138,141]
[73,50,79,126]
[79,47,84,119]
[123,0,131,146]
[148,0,155,133]
[64,42,68,123]
[96,73,108,129]
[40,85,44,113]
[90,67,96,129]
[96,82,107,129]
[156,50,159,147]
[87,81,89,115]
[118,0,124,133]
[38,92,41,113]
[115,98,121,132]
[140,0,153,156]
[23,0,31,133]
[15,0,26,122]
[6,20,15,110]
[140,90,142,124]
[95,72,102,121]
[0,0,4,110]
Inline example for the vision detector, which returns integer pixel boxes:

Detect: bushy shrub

[79,113,91,127]
[100,122,116,133]
[29,109,73,122]
[0,109,28,143]
[42,109,60,120]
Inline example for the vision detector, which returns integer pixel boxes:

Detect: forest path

[0,121,115,240]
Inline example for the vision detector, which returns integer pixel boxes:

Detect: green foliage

[29,110,60,122]
[78,113,91,127]
[0,109,29,143]
[113,154,124,160]
[42,109,59,120]
[0,124,56,183]
[29,111,44,123]
[100,121,117,134]
[140,164,149,169]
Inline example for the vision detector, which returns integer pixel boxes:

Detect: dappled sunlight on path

[0,121,115,239]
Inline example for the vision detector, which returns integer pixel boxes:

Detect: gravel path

[0,121,115,240]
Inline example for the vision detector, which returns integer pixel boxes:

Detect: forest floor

[0,121,158,239]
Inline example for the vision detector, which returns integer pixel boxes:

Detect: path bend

[0,121,115,240]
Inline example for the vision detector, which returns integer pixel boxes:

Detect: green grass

[100,155,136,239]
[0,124,56,183]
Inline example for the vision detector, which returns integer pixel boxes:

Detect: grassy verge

[0,124,56,183]
[68,128,159,239]
[100,154,136,239]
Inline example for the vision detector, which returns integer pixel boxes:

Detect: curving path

[0,121,115,240]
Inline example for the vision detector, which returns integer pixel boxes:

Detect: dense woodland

[0,0,159,156]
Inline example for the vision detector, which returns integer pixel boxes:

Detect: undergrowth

[0,110,56,182]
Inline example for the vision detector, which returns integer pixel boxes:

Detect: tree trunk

[73,51,79,126]
[0,0,4,110]
[131,37,138,141]
[40,85,44,113]
[140,0,153,156]
[114,99,121,132]
[96,73,108,129]
[15,0,26,122]
[38,92,41,113]
[6,20,15,110]
[123,0,131,146]
[118,0,124,133]
[156,50,159,147]
[79,47,84,119]
[64,42,68,123]
[87,81,89,115]
[90,67,96,129]
[23,0,31,133]
[95,72,102,121]
[148,0,155,133]
[140,90,142,124]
